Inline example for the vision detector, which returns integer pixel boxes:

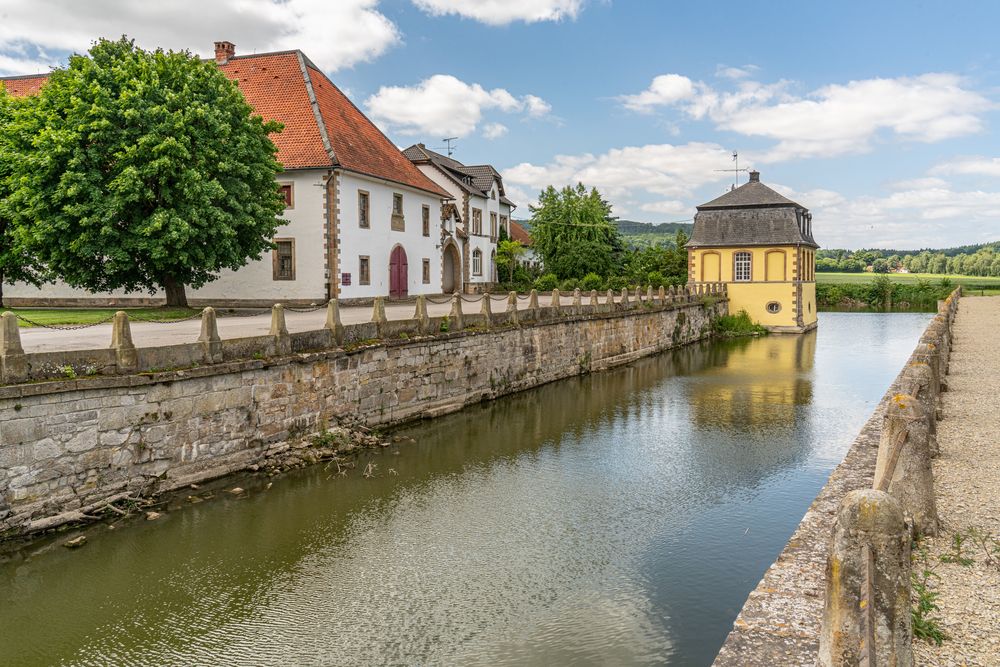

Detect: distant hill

[513,219,693,243]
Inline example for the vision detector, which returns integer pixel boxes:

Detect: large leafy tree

[6,37,286,306]
[0,86,45,307]
[528,183,623,279]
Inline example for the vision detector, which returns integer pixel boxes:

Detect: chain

[283,303,327,313]
[425,295,456,304]
[14,313,118,330]
[130,311,206,324]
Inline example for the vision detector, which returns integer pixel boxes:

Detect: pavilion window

[734,251,752,282]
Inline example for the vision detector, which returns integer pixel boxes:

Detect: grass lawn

[0,307,201,327]
[817,272,1000,296]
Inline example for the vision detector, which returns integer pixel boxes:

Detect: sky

[2,0,1000,250]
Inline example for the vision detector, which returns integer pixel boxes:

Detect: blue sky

[3,0,1000,249]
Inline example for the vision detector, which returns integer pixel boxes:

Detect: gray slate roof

[403,144,515,207]
[689,172,817,248]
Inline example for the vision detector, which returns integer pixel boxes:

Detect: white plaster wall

[4,169,329,304]
[336,171,443,298]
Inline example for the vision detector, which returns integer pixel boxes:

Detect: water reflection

[0,313,931,667]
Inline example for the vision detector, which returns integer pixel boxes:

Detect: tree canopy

[3,37,287,305]
[528,183,623,279]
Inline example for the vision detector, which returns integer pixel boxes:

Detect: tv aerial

[715,150,749,190]
[438,137,459,157]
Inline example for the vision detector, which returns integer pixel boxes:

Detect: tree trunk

[162,275,188,307]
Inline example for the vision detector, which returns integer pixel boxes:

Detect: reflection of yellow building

[691,331,816,428]
[688,171,818,333]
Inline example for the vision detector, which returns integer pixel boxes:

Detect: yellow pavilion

[687,171,818,333]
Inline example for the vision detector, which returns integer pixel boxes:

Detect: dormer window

[491,189,496,200]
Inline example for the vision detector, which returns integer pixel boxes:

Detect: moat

[0,312,932,666]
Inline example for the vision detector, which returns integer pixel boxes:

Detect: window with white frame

[734,251,752,281]
[472,249,482,276]
[472,208,482,235]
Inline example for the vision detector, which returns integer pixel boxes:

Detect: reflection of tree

[689,331,816,428]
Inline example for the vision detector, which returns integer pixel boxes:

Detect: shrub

[534,273,559,291]
[646,270,666,288]
[558,278,578,292]
[606,276,629,291]
[712,310,767,337]
[580,272,604,291]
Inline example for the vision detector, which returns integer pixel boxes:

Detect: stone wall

[0,294,726,540]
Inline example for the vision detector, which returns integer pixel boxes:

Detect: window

[358,191,370,228]
[278,184,293,209]
[472,208,482,235]
[422,258,430,284]
[391,193,404,231]
[273,239,295,280]
[500,215,508,236]
[472,249,482,276]
[491,189,496,200]
[490,212,497,241]
[734,251,752,281]
[766,301,781,314]
[422,205,431,237]
[359,256,370,285]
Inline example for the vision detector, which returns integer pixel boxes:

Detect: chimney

[749,170,760,183]
[214,41,236,65]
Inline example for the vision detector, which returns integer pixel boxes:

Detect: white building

[1,42,452,306]
[403,145,516,293]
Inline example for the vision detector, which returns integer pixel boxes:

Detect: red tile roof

[510,220,533,246]
[1,50,449,198]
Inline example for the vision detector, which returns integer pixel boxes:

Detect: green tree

[0,86,45,307]
[495,238,525,284]
[872,258,889,274]
[528,183,622,279]
[5,37,286,306]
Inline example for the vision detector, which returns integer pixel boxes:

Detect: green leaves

[2,37,286,303]
[528,183,622,279]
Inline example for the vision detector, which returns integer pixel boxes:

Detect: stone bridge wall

[0,294,726,540]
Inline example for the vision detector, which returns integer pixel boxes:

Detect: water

[0,312,932,666]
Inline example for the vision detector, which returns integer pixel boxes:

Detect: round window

[766,301,781,314]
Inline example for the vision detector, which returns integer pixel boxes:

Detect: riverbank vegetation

[712,310,767,337]
[816,243,1000,277]
[817,275,960,311]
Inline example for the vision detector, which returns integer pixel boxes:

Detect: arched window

[472,249,483,276]
[734,251,752,281]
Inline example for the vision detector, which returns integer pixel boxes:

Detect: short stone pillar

[646,285,654,303]
[550,288,561,314]
[658,285,666,304]
[620,287,630,309]
[900,362,939,456]
[326,299,346,344]
[507,291,519,326]
[573,287,582,311]
[270,304,291,355]
[110,311,138,373]
[589,289,600,309]
[449,293,464,330]
[873,394,939,535]
[528,289,539,310]
[198,307,222,363]
[911,342,942,408]
[819,489,912,667]
[480,293,493,329]
[634,285,643,302]
[0,311,28,384]
[605,289,615,312]
[413,295,431,335]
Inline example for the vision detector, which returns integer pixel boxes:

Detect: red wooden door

[389,246,408,298]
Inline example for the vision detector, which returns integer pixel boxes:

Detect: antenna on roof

[439,137,458,157]
[715,150,749,190]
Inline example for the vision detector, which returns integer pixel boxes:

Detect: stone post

[589,289,600,310]
[621,288,630,309]
[873,393,939,535]
[413,295,431,335]
[605,289,615,312]
[658,285,666,304]
[900,362,939,456]
[371,296,387,338]
[507,291,519,327]
[634,285,643,302]
[819,489,912,667]
[198,307,222,363]
[326,299,346,344]
[0,311,27,384]
[573,287,582,313]
[911,342,942,410]
[270,304,291,355]
[449,293,464,331]
[528,289,539,310]
[480,293,493,330]
[646,285,654,303]
[550,288,561,315]
[110,311,138,373]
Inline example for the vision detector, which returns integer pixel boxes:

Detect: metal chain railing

[129,311,206,324]
[283,304,327,313]
[14,312,117,330]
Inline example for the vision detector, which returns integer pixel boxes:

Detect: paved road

[17,293,625,353]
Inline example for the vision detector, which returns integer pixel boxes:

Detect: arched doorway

[389,245,408,298]
[442,242,461,294]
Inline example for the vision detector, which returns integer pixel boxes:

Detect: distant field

[817,272,1000,295]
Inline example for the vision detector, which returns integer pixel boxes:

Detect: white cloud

[620,72,992,162]
[885,177,949,191]
[933,156,1000,177]
[410,0,584,25]
[715,64,759,80]
[503,142,733,209]
[365,74,550,137]
[482,122,508,140]
[0,0,399,75]
[639,200,689,218]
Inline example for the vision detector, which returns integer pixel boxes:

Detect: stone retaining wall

[0,295,726,541]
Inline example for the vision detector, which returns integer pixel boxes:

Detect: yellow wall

[690,245,817,332]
